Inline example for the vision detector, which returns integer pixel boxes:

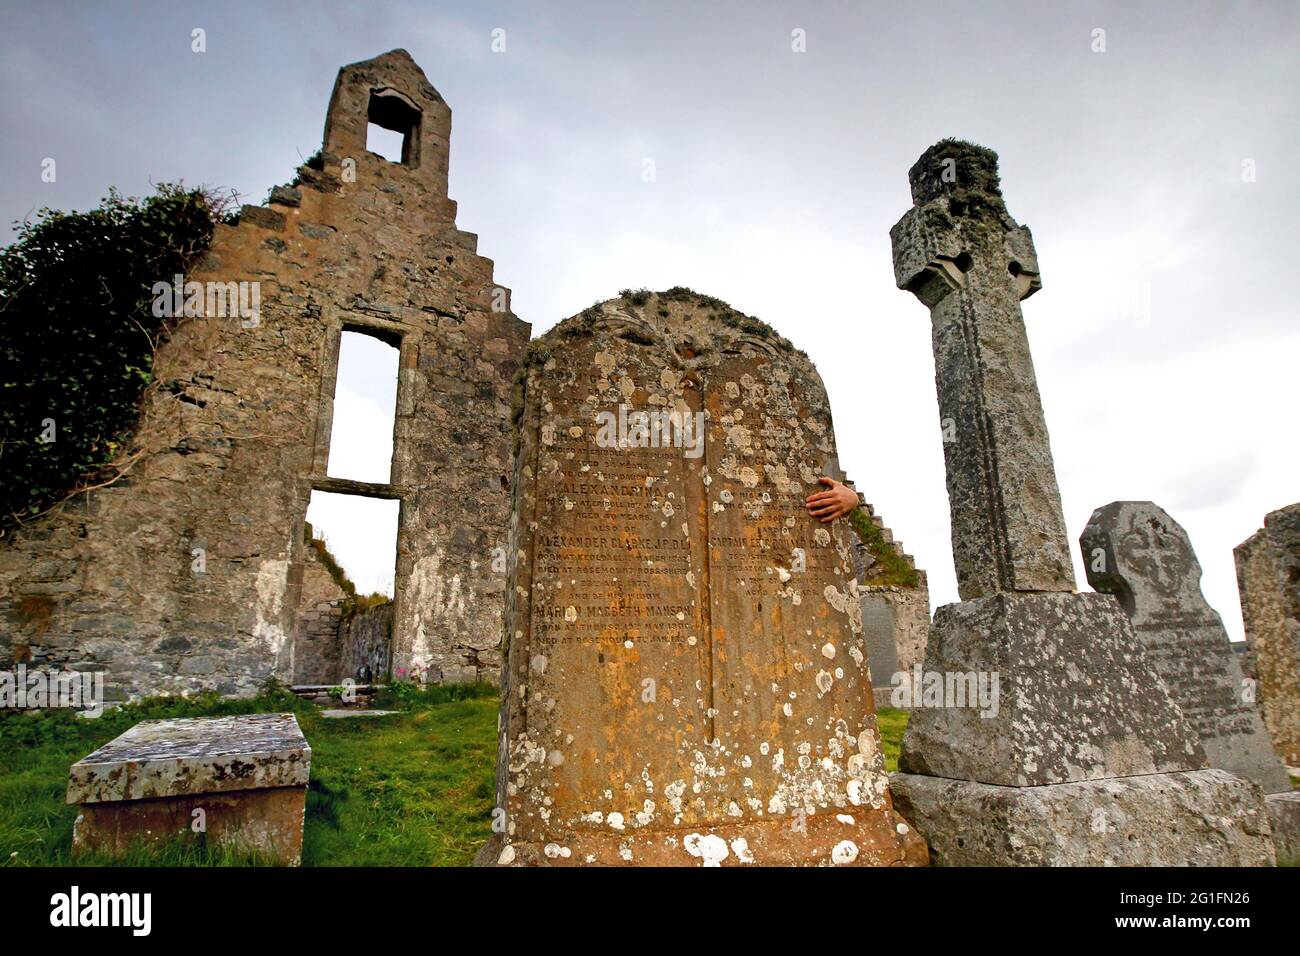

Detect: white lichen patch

[730,837,755,864]
[831,840,859,865]
[684,832,729,867]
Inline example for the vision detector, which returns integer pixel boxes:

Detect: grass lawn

[0,688,909,867]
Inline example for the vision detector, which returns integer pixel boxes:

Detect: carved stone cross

[891,140,1075,599]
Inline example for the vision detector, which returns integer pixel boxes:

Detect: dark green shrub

[0,184,230,529]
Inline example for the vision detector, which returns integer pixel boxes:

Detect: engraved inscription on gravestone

[480,290,927,866]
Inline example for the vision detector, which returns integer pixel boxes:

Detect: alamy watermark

[890,665,999,718]
[594,403,705,459]
[151,274,261,327]
[50,886,151,936]
[1,664,104,718]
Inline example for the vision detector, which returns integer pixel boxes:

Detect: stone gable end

[0,50,530,699]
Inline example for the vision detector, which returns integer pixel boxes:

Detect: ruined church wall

[0,51,529,699]
[848,502,931,705]
[873,572,930,677]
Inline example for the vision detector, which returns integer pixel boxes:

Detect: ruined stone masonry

[291,540,350,685]
[1236,503,1300,770]
[481,290,927,866]
[292,534,394,685]
[888,141,1274,866]
[0,50,530,699]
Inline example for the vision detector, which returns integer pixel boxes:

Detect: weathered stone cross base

[891,770,1274,866]
[477,807,927,867]
[892,592,1275,866]
[68,713,311,866]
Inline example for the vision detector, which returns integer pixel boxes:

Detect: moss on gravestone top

[532,288,802,364]
[907,138,1011,229]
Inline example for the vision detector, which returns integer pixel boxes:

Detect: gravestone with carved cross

[887,141,1274,866]
[1083,500,1300,860]
[1082,500,1291,794]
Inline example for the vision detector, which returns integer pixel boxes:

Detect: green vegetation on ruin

[0,184,231,531]
[875,706,909,773]
[303,522,390,618]
[848,507,921,589]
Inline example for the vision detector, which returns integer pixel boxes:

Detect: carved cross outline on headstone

[890,140,1074,599]
[1082,501,1207,622]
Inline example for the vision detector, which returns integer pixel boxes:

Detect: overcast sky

[3,1,1297,630]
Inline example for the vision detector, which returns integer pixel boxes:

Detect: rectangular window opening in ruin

[326,328,400,484]
[365,89,421,166]
[305,490,399,599]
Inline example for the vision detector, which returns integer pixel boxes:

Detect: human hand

[804,476,857,524]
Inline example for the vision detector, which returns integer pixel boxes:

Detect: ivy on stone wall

[0,185,228,530]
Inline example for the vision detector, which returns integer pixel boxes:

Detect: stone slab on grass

[67,713,310,865]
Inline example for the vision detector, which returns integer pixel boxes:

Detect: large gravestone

[887,141,1273,866]
[478,289,927,866]
[1082,501,1290,793]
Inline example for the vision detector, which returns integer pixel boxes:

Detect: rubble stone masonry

[0,50,529,699]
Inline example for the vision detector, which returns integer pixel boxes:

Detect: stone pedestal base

[476,804,928,867]
[899,593,1206,786]
[1266,790,1300,863]
[67,713,311,866]
[72,787,306,866]
[890,769,1275,866]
